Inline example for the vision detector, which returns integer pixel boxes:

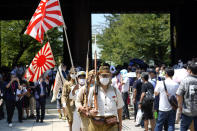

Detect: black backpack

[142,84,154,106]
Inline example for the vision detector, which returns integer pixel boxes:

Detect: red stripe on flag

[46,1,59,9]
[46,10,61,16]
[45,16,63,26]
[25,17,42,35]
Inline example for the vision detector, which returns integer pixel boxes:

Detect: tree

[97,14,171,65]
[1,20,63,68]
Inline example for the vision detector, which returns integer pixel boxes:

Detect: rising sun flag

[25,42,56,82]
[24,0,63,43]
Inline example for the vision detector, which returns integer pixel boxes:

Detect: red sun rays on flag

[27,42,56,82]
[24,0,63,43]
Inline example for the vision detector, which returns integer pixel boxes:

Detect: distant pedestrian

[5,75,20,127]
[35,76,47,123]
[28,82,36,119]
[138,72,155,131]
[120,69,130,120]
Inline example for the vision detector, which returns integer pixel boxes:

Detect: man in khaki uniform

[88,66,124,131]
[61,68,77,131]
[75,70,95,131]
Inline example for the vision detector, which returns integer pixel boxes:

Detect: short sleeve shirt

[155,78,179,111]
[88,85,124,117]
[141,82,154,94]
[133,79,143,101]
[176,75,197,116]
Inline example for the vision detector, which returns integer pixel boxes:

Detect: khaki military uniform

[88,85,124,131]
[61,81,75,123]
[75,86,90,131]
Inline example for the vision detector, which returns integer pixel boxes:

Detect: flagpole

[85,41,90,107]
[58,0,74,70]
[57,0,78,85]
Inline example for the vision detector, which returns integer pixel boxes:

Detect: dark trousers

[16,100,23,121]
[154,110,176,131]
[6,101,15,123]
[180,114,197,131]
[122,92,130,118]
[0,101,4,119]
[155,110,168,131]
[134,101,138,120]
[36,97,46,120]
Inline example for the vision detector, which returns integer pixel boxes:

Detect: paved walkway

[0,97,181,131]
[0,109,181,131]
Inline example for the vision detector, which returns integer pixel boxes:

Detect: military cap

[98,66,111,74]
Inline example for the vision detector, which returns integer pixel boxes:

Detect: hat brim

[99,71,111,74]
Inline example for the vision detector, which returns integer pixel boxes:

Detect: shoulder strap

[163,80,170,100]
[163,80,168,93]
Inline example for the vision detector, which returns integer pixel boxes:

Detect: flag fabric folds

[24,0,63,43]
[25,42,56,82]
[51,64,66,102]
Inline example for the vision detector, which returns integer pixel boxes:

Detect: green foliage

[97,14,171,65]
[1,20,63,68]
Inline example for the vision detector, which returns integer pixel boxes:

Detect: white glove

[62,103,66,108]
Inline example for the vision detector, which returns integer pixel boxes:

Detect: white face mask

[78,79,85,86]
[99,78,110,86]
[70,74,76,79]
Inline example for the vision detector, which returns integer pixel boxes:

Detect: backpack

[142,84,154,106]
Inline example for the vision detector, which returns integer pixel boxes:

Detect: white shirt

[155,78,179,111]
[121,77,130,93]
[88,85,124,117]
[111,74,121,90]
[16,88,27,101]
[69,85,84,101]
[111,74,120,89]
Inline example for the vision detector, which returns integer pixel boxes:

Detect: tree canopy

[97,14,171,65]
[1,20,63,68]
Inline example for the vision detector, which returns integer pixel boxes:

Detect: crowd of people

[0,58,197,131]
[0,64,68,127]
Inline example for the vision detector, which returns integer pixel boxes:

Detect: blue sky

[91,14,109,58]
[91,14,111,34]
[91,14,106,26]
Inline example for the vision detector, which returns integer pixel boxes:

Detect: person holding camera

[5,74,20,127]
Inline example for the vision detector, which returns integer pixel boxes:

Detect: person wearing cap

[88,66,124,131]
[61,67,77,131]
[75,70,95,131]
[70,71,86,131]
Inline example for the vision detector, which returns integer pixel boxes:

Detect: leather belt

[91,116,118,125]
